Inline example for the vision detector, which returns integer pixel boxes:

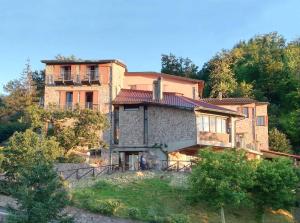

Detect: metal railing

[44,103,100,111]
[58,164,120,180]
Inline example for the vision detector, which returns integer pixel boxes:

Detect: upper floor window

[197,115,227,134]
[87,65,98,80]
[256,116,265,126]
[242,107,249,118]
[61,66,71,80]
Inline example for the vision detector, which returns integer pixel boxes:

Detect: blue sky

[0,0,300,93]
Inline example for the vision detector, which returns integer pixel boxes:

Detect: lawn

[71,171,294,223]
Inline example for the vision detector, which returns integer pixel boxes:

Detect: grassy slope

[71,173,293,223]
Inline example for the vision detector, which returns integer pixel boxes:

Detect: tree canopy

[161,32,300,149]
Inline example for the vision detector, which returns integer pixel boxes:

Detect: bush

[164,214,190,223]
[127,207,140,219]
[269,128,291,153]
[0,121,28,143]
[57,153,86,163]
[86,199,121,216]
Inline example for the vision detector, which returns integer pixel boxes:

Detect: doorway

[85,92,93,109]
[66,92,73,109]
[119,152,140,171]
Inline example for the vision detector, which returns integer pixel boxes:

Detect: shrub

[0,121,28,143]
[269,128,291,153]
[57,153,86,163]
[86,199,121,216]
[164,214,190,223]
[127,207,140,219]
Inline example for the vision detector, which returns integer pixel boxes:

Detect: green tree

[188,149,255,223]
[203,51,238,98]
[161,53,200,79]
[25,105,109,154]
[2,129,63,180]
[6,154,72,223]
[231,81,254,98]
[252,158,298,222]
[268,128,291,153]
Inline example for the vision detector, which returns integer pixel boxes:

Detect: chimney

[153,77,163,100]
[218,92,223,100]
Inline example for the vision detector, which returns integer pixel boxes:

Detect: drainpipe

[230,117,236,148]
[109,64,113,167]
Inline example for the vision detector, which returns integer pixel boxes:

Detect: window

[209,116,216,132]
[256,116,265,126]
[203,116,209,132]
[87,65,98,80]
[61,66,71,80]
[198,115,227,134]
[242,107,249,118]
[124,105,139,111]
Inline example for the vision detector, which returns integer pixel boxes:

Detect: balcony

[44,103,100,111]
[81,71,100,85]
[54,72,80,85]
[197,132,232,148]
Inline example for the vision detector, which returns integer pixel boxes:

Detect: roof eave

[194,106,244,117]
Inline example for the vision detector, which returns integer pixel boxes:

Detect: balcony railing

[47,72,100,86]
[44,103,100,111]
[81,70,100,85]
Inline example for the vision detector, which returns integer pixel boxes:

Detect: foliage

[252,158,298,220]
[202,51,238,97]
[84,199,121,216]
[55,54,81,61]
[0,121,28,143]
[6,155,72,223]
[1,129,63,180]
[127,207,140,219]
[199,32,300,147]
[25,105,109,153]
[1,60,39,118]
[161,53,200,79]
[268,128,291,153]
[57,153,86,163]
[189,149,255,209]
[72,172,291,223]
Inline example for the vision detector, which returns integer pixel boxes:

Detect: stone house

[42,58,269,169]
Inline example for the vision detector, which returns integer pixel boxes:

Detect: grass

[71,171,294,223]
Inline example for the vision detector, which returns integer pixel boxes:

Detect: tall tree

[189,149,255,223]
[6,155,72,223]
[203,51,238,97]
[161,53,200,78]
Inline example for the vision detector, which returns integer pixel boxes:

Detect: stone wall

[118,105,145,146]
[147,106,197,152]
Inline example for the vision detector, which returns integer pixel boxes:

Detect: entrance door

[120,152,140,171]
[85,92,93,109]
[66,92,73,109]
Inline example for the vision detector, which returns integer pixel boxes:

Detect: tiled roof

[201,98,269,105]
[113,89,240,116]
[125,72,204,84]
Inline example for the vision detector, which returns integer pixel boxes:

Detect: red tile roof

[125,72,204,84]
[113,89,241,116]
[201,98,269,105]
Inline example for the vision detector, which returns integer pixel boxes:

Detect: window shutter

[265,116,268,126]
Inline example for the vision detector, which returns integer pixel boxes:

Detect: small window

[256,116,265,126]
[124,105,139,111]
[209,116,216,133]
[242,107,249,118]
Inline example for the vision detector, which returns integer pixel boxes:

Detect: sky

[0,0,300,93]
